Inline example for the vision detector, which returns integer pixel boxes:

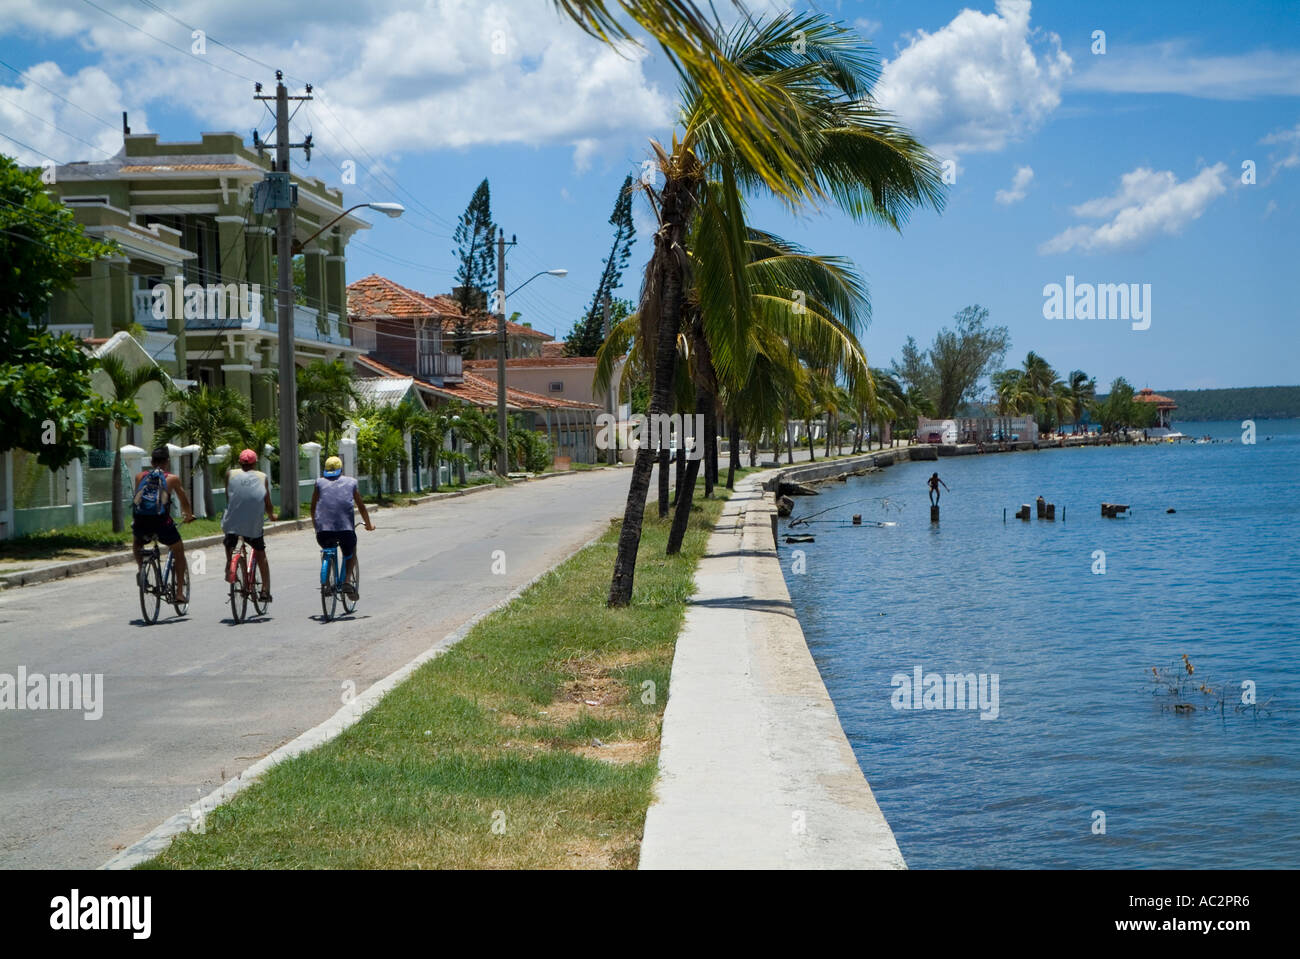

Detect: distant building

[1135,389,1178,432]
[917,415,1038,445]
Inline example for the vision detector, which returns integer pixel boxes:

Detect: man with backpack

[132,447,194,602]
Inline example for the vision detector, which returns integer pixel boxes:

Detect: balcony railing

[418,351,463,382]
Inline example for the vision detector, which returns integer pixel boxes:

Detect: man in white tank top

[222,449,277,602]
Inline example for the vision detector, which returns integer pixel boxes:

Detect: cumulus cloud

[874,0,1071,163]
[0,0,674,172]
[1039,164,1228,254]
[0,62,139,166]
[995,165,1034,204]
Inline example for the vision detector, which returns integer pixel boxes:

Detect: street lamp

[292,201,404,254]
[495,267,566,475]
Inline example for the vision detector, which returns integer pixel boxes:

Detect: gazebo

[1135,389,1178,430]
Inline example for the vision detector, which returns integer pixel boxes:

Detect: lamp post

[292,202,403,255]
[493,248,567,475]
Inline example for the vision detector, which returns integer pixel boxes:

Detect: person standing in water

[928,472,949,506]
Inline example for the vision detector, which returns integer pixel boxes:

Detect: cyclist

[132,447,194,601]
[310,455,374,599]
[222,448,277,603]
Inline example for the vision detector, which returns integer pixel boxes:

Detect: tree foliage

[565,175,636,356]
[893,305,1010,417]
[0,154,124,468]
[451,179,495,356]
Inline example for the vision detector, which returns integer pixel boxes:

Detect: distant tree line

[1152,386,1300,422]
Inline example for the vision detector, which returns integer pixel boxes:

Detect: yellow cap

[324,455,343,472]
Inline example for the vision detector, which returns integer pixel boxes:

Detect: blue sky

[2,0,1297,390]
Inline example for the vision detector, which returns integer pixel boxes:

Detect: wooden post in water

[1046,503,1055,520]
[852,514,862,525]
[930,504,940,523]
[1016,504,1031,520]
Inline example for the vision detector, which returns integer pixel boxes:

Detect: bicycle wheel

[229,553,247,623]
[167,554,188,618]
[249,555,266,617]
[320,552,337,621]
[340,561,358,615]
[139,552,161,624]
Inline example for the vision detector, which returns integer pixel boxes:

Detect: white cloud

[0,0,674,172]
[1260,121,1300,181]
[0,62,139,166]
[1039,164,1228,254]
[854,18,883,38]
[995,165,1034,204]
[874,0,1071,163]
[1071,41,1300,100]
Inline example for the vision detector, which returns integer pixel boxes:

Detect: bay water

[780,420,1300,868]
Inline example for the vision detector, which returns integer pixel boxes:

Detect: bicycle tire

[340,562,357,615]
[166,553,188,617]
[320,552,337,621]
[139,552,161,624]
[230,554,247,623]
[249,555,266,617]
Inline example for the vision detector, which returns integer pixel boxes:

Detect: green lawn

[140,479,729,869]
[0,517,226,561]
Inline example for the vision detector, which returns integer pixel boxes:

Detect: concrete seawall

[639,472,905,870]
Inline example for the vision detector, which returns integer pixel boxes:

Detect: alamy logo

[151,278,263,328]
[594,413,704,459]
[0,667,103,720]
[891,665,999,720]
[50,890,150,939]
[1042,275,1151,331]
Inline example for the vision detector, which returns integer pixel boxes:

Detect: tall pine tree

[565,175,636,356]
[451,179,495,356]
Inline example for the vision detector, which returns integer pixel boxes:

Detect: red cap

[238,448,258,466]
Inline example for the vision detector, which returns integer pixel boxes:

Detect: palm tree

[591,11,942,605]
[156,385,249,517]
[297,359,360,450]
[1067,370,1096,433]
[97,354,168,532]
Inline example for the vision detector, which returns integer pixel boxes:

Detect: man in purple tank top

[310,455,374,600]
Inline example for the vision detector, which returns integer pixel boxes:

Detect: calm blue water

[781,420,1300,868]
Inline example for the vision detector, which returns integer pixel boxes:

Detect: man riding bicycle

[132,447,194,601]
[310,455,374,600]
[223,448,277,603]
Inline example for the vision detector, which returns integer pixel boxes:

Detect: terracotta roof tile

[347,274,554,339]
[1135,388,1177,407]
[119,163,255,173]
[464,357,599,369]
[355,355,599,411]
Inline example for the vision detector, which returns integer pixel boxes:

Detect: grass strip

[140,477,732,869]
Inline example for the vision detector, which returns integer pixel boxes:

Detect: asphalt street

[0,468,644,868]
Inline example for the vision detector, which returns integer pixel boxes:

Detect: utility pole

[603,294,616,465]
[253,72,312,518]
[494,228,515,476]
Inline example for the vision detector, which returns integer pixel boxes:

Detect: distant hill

[1159,386,1300,422]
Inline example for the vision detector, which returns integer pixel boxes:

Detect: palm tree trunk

[785,413,794,465]
[609,175,690,607]
[703,399,716,499]
[668,381,710,555]
[726,418,738,490]
[805,419,815,462]
[111,428,125,533]
[658,449,671,517]
[672,444,685,506]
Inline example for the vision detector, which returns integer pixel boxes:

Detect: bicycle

[319,542,358,621]
[227,535,268,623]
[138,537,188,624]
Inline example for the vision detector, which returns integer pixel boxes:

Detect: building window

[548,381,564,393]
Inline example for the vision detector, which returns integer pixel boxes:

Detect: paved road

[0,469,646,868]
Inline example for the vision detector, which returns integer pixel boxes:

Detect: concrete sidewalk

[639,473,904,869]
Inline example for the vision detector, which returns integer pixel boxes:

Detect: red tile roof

[1135,388,1177,408]
[347,274,553,339]
[541,340,568,358]
[355,355,599,412]
[464,357,599,370]
[119,162,256,173]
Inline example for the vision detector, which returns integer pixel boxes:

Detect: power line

[0,56,120,131]
[78,0,255,82]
